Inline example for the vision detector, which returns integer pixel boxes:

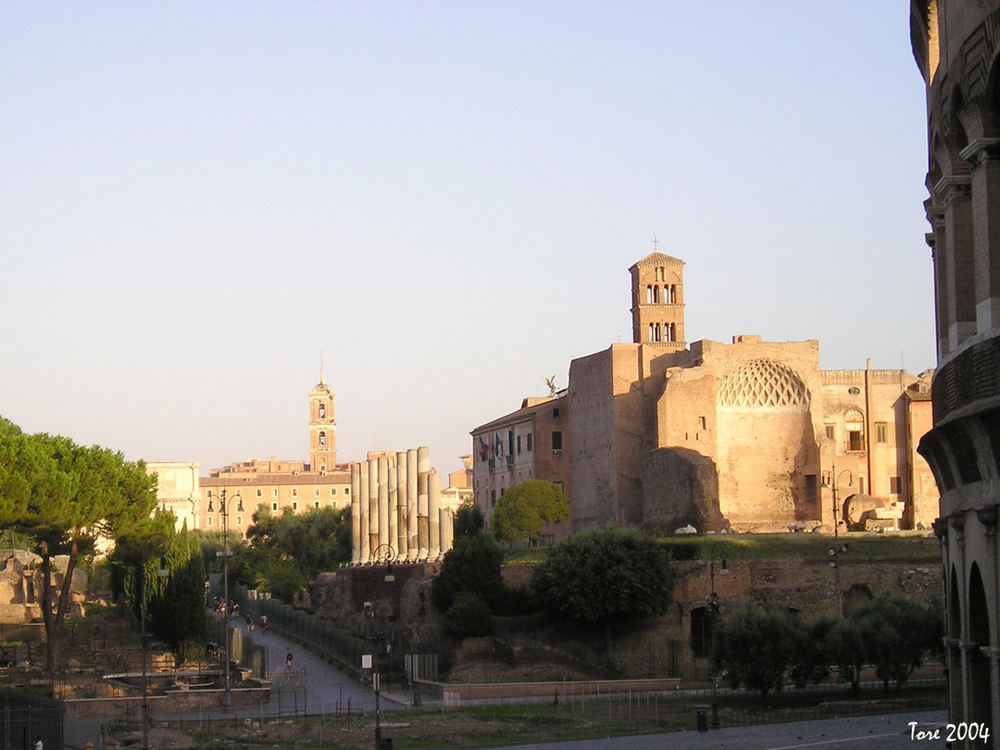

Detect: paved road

[190,611,391,717]
[489,711,951,749]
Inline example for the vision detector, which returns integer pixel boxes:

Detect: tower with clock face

[309,372,336,472]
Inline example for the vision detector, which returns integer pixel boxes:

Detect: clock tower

[309,372,336,472]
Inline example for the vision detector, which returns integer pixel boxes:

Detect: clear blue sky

[0,2,933,480]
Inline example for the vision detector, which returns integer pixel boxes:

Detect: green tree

[530,527,673,654]
[431,533,505,611]
[0,420,160,670]
[853,592,942,693]
[441,592,494,638]
[491,480,569,545]
[823,614,867,696]
[230,505,350,601]
[453,501,484,537]
[714,600,805,701]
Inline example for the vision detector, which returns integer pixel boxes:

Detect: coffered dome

[717,359,810,409]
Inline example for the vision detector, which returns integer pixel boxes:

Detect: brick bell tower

[308,370,336,472]
[629,248,685,347]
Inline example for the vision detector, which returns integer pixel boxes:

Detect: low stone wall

[415,677,680,702]
[63,685,270,718]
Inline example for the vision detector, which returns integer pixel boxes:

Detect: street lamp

[369,544,396,750]
[821,437,854,540]
[828,543,849,617]
[214,489,234,708]
[706,544,728,730]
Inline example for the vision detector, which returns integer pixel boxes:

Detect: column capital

[959,137,1000,165]
[933,173,973,202]
[976,503,998,537]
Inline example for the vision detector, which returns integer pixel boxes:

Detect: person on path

[34,738,43,750]
[286,649,293,670]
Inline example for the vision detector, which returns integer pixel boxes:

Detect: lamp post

[822,447,852,617]
[369,544,395,750]
[706,544,728,730]
[214,489,233,708]
[828,543,849,617]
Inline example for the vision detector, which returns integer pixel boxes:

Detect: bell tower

[309,371,336,472]
[629,250,685,347]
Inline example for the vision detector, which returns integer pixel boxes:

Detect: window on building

[699,416,707,430]
[508,430,514,455]
[206,517,213,527]
[825,424,835,440]
[256,489,263,498]
[206,490,213,499]
[314,501,320,508]
[859,476,866,494]
[271,488,278,498]
[516,435,521,454]
[527,434,533,451]
[845,409,865,452]
[552,431,563,451]
[318,403,326,419]
[491,490,496,507]
[236,516,242,526]
[272,502,278,511]
[890,476,901,494]
[292,502,298,511]
[552,407,560,418]
[875,422,888,443]
[291,488,298,497]
[313,488,320,497]
[319,431,326,446]
[331,488,337,495]
[345,487,350,495]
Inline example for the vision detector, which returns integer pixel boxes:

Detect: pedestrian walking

[286,649,293,670]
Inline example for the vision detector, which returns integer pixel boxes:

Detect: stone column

[960,139,1000,337]
[440,507,454,557]
[407,448,418,558]
[925,200,949,361]
[428,469,441,560]
[350,463,361,564]
[368,459,379,563]
[388,453,398,559]
[359,460,370,564]
[417,446,430,560]
[396,451,408,561]
[377,457,389,552]
[935,174,976,352]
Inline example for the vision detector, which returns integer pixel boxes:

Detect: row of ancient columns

[350,446,454,564]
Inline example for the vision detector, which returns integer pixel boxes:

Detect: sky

[0,1,934,481]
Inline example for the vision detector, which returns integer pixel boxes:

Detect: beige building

[911,2,1000,744]
[147,461,202,531]
[473,253,938,535]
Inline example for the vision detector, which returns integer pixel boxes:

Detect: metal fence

[0,689,64,750]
